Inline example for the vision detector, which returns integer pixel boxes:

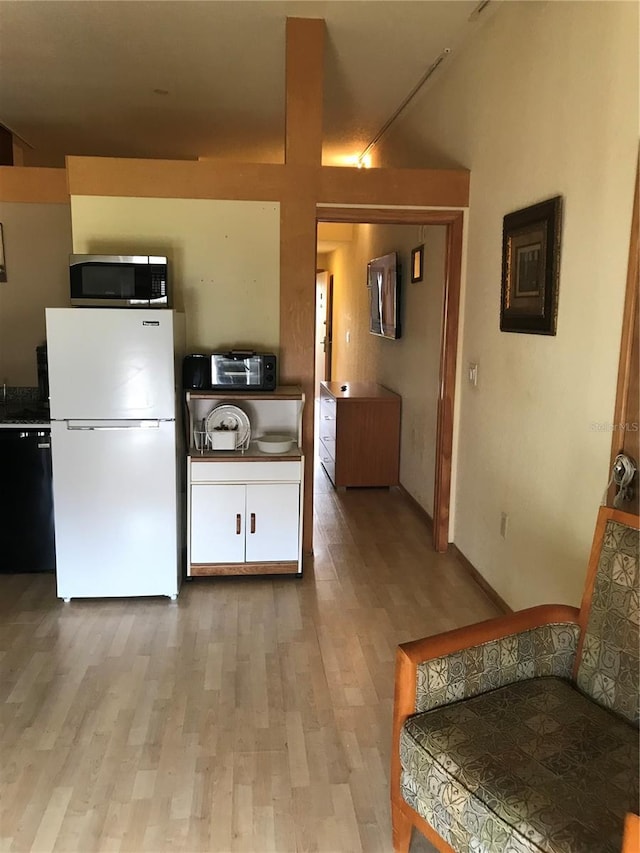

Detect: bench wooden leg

[392,800,413,853]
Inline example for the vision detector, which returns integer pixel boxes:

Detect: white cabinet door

[190,484,245,564]
[245,483,300,563]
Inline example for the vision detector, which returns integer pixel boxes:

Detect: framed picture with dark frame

[500,196,562,335]
[410,244,424,283]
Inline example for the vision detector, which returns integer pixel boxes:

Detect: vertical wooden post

[281,17,325,553]
[284,18,325,167]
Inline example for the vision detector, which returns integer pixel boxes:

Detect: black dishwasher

[0,428,56,573]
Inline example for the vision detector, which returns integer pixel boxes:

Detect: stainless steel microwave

[69,254,170,307]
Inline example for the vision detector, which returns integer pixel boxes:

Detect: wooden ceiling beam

[319,165,470,208]
[64,156,470,209]
[65,157,289,201]
[0,166,69,203]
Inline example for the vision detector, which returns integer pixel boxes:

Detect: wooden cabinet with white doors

[185,388,304,577]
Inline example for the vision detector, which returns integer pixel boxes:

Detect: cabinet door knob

[236,514,242,535]
[250,513,256,534]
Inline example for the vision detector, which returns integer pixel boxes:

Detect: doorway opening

[313,207,464,552]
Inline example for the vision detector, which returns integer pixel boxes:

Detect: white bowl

[256,434,295,454]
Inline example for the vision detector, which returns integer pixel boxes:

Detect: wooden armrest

[623,813,640,853]
[399,604,581,665]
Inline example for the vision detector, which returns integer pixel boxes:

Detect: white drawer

[190,460,302,483]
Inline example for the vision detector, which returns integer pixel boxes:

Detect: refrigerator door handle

[64,420,161,431]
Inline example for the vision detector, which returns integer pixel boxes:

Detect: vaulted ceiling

[0,0,493,168]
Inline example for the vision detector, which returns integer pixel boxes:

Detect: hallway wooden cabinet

[318,381,401,488]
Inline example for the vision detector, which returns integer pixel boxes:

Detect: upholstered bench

[391,507,639,853]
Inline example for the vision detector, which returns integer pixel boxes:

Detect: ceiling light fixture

[356,47,451,167]
[345,153,372,169]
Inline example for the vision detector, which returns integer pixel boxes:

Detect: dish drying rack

[193,406,251,454]
[193,425,251,454]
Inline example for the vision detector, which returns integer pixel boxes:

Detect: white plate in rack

[205,404,251,449]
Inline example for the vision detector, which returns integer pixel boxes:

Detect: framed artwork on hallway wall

[411,244,424,283]
[500,195,562,335]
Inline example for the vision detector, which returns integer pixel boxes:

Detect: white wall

[329,222,446,516]
[0,201,72,386]
[70,196,280,354]
[382,1,639,608]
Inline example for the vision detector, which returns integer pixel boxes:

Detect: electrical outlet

[500,512,509,539]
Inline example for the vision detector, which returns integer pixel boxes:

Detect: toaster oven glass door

[211,355,262,388]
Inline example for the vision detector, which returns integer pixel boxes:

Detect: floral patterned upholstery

[401,677,639,853]
[576,518,639,724]
[415,623,580,713]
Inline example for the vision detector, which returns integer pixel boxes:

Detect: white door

[245,483,300,562]
[46,308,176,420]
[190,484,245,564]
[51,420,178,599]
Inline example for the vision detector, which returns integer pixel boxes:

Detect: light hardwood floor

[0,465,501,853]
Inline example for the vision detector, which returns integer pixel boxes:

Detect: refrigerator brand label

[142,320,160,326]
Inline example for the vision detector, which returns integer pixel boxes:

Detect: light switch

[468,362,478,387]
[500,512,509,539]
[346,331,351,344]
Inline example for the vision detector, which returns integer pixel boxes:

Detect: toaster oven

[210,351,277,391]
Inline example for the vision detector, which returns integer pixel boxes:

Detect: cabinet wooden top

[188,446,303,462]
[187,385,303,401]
[320,381,400,402]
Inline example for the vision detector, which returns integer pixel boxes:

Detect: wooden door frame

[607,155,639,510]
[317,206,465,552]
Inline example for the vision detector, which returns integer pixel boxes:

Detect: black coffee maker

[182,354,211,390]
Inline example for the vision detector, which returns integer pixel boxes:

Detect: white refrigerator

[46,308,185,601]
